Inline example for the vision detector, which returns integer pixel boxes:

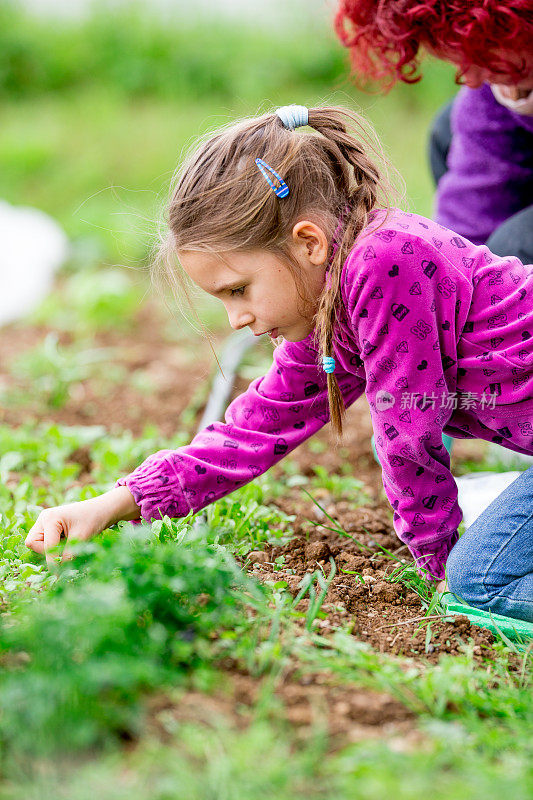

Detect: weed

[202,477,295,556]
[0,521,266,760]
[6,333,112,409]
[291,557,337,631]
[310,464,372,503]
[31,267,146,334]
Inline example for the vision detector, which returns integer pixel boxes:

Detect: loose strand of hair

[152,234,225,377]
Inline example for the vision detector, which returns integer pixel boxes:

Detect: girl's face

[178,221,329,343]
[178,249,324,342]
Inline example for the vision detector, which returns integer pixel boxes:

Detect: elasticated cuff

[409,531,460,581]
[115,449,190,523]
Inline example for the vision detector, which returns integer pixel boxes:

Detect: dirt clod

[247,550,270,565]
[305,541,331,563]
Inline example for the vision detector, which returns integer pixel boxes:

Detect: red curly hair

[335,0,533,87]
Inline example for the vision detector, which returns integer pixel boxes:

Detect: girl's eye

[230,286,245,296]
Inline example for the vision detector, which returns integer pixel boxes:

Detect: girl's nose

[228,307,254,330]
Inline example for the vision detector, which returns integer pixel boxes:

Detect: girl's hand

[436,579,449,594]
[25,487,141,569]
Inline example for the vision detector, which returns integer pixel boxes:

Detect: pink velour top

[117,208,533,580]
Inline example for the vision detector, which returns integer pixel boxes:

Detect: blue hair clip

[255,157,289,199]
[322,356,336,374]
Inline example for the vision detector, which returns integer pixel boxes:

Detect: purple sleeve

[345,233,470,580]
[436,85,533,245]
[116,337,365,522]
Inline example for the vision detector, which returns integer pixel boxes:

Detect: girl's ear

[292,220,329,266]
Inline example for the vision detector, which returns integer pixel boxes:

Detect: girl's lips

[254,328,279,338]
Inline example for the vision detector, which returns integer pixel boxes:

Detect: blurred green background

[0,0,458,271]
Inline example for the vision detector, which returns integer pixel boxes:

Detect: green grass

[0,419,531,795]
[4,712,533,800]
[0,0,458,266]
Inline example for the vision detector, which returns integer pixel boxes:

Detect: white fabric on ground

[455,471,523,529]
[0,200,69,326]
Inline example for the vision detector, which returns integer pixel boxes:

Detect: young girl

[25,105,533,622]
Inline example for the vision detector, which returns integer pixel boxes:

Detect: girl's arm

[26,338,364,564]
[115,336,365,523]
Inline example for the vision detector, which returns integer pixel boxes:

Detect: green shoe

[440,591,533,649]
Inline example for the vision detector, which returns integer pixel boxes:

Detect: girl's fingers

[26,512,69,556]
[25,522,46,554]
[42,516,65,570]
[26,500,101,563]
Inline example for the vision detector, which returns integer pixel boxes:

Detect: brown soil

[0,301,220,438]
[143,668,421,753]
[246,530,496,663]
[233,371,496,664]
[1,298,503,746]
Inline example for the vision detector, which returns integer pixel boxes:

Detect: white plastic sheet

[455,471,524,529]
[0,200,69,326]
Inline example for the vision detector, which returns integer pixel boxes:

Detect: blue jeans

[446,466,533,623]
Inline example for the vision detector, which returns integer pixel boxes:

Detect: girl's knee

[445,539,487,606]
[445,545,467,598]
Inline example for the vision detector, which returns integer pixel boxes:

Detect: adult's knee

[486,206,533,264]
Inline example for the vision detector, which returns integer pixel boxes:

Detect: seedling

[291,557,337,631]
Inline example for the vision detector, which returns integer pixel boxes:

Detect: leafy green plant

[201,476,295,556]
[6,333,112,409]
[0,522,266,760]
[31,267,146,334]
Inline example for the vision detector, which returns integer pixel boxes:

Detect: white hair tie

[275,105,309,130]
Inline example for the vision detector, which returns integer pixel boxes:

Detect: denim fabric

[446,466,533,622]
